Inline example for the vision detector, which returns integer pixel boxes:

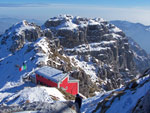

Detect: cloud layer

[0,3,150,25]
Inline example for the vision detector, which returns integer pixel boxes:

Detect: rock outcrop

[43,15,137,91]
[0,20,43,53]
[0,20,55,53]
[71,71,99,97]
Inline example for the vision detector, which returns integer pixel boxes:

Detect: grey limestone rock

[43,15,138,91]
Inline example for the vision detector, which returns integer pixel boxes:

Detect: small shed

[35,66,79,95]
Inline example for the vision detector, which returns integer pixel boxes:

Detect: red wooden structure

[35,66,79,95]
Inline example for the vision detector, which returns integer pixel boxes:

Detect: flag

[19,67,22,71]
[19,63,27,71]
[23,64,27,70]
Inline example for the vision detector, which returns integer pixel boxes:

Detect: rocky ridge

[81,74,150,113]
[43,15,137,90]
[110,20,150,74]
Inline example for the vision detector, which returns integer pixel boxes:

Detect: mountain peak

[22,20,28,25]
[13,20,29,29]
[0,20,42,54]
[2,20,35,37]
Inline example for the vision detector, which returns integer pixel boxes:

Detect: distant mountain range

[110,20,150,54]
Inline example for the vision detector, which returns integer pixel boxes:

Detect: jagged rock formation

[0,20,52,53]
[110,20,150,74]
[71,71,99,97]
[43,15,137,91]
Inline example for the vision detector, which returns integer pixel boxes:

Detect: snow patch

[88,19,100,25]
[109,26,122,33]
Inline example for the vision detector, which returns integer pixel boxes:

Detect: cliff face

[43,15,137,91]
[0,15,144,98]
[111,20,150,74]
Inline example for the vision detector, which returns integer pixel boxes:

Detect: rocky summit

[43,15,138,91]
[0,15,149,104]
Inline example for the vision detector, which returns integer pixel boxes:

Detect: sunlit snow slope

[81,74,150,113]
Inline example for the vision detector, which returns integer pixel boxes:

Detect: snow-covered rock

[110,20,150,74]
[1,87,66,105]
[43,15,137,92]
[0,101,76,113]
[81,75,150,113]
[0,21,70,106]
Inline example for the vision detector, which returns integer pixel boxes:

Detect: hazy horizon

[0,1,150,25]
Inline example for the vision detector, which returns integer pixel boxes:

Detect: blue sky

[1,0,150,7]
[0,0,150,25]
